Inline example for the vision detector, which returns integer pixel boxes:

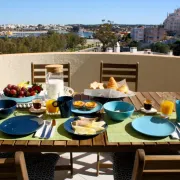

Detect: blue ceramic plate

[71,100,102,114]
[64,117,108,137]
[2,94,38,103]
[132,116,175,137]
[0,115,43,136]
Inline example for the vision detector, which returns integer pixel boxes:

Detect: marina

[0,30,94,39]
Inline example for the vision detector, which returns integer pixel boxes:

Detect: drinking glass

[32,98,43,110]
[144,99,153,111]
[160,93,175,118]
[46,99,59,113]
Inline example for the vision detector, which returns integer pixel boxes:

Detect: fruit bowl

[2,83,43,103]
[2,94,38,103]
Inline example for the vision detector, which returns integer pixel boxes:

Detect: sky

[0,0,180,25]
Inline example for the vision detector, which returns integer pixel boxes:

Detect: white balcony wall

[0,52,180,92]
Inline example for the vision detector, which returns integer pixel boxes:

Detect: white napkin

[171,131,179,139]
[34,120,56,139]
[170,123,180,139]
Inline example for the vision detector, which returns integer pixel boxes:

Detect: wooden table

[0,92,180,153]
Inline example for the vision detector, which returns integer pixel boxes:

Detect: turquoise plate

[71,100,102,114]
[131,116,175,137]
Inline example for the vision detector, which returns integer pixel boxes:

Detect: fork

[40,120,51,138]
[45,119,56,139]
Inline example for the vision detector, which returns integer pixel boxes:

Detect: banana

[18,81,30,88]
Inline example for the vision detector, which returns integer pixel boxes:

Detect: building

[164,8,180,35]
[144,27,166,43]
[131,27,144,41]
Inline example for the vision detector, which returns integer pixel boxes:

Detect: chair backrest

[100,61,139,91]
[31,63,71,87]
[132,149,180,180]
[0,151,29,180]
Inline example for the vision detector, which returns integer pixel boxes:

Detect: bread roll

[90,81,98,89]
[90,82,104,89]
[97,83,104,89]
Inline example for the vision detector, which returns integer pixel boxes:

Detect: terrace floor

[55,152,113,180]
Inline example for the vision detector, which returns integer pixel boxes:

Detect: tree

[172,41,180,56]
[94,22,118,51]
[129,41,140,50]
[0,31,87,54]
[0,39,4,53]
[72,26,80,32]
[37,24,43,30]
[47,30,56,36]
[79,37,86,46]
[4,41,16,54]
[150,42,170,54]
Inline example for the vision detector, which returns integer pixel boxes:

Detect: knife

[45,119,56,139]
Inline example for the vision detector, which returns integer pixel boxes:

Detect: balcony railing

[0,52,180,92]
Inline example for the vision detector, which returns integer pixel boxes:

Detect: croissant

[117,85,129,93]
[107,77,118,90]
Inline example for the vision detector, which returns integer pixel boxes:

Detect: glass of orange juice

[160,93,175,118]
[46,99,59,113]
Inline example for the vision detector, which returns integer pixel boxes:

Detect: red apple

[32,86,42,93]
[30,91,36,96]
[10,89,17,95]
[11,85,17,90]
[21,87,27,91]
[3,87,10,96]
[3,87,10,93]
[7,84,12,89]
[25,91,30,97]
[28,88,32,92]
[19,90,25,96]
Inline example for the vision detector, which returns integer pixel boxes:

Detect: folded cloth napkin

[34,120,56,139]
[170,123,180,139]
[171,131,179,139]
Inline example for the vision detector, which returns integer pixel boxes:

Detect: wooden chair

[97,61,139,176]
[31,62,71,87]
[0,151,63,180]
[31,63,73,176]
[0,151,29,180]
[132,149,180,180]
[100,61,139,91]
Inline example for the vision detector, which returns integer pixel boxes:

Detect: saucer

[140,107,157,114]
[29,107,46,114]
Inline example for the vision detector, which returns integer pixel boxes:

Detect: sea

[78,31,94,39]
[0,31,94,39]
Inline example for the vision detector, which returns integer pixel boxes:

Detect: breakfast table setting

[0,76,180,154]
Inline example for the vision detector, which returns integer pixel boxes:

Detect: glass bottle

[45,64,64,100]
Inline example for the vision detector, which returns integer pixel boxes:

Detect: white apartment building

[131,27,144,41]
[164,8,180,34]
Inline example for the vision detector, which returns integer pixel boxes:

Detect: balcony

[0,52,180,180]
[0,52,180,92]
